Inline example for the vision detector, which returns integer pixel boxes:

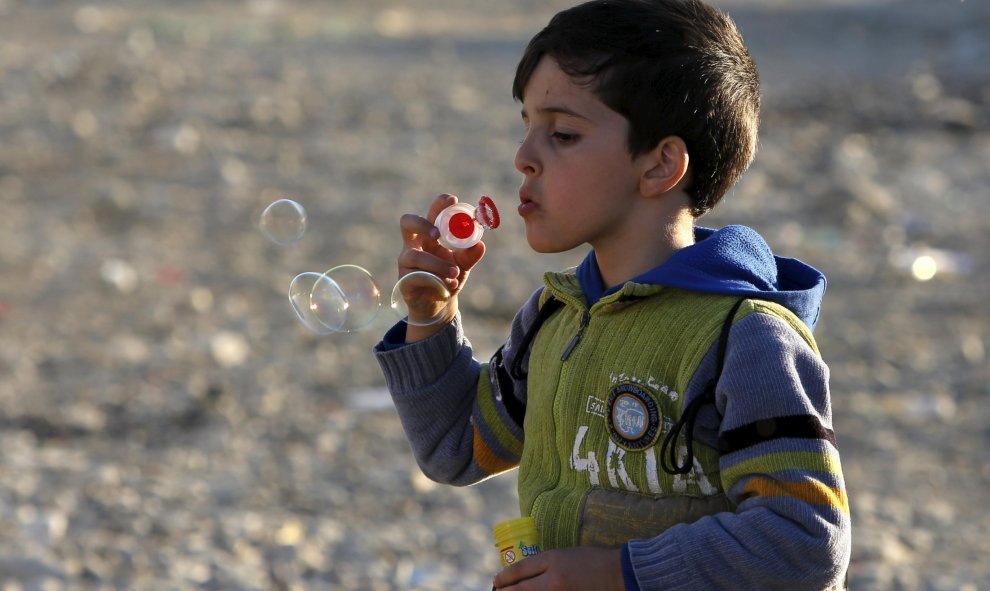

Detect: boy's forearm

[626,501,849,590]
[374,313,501,485]
[624,310,849,590]
[375,290,543,486]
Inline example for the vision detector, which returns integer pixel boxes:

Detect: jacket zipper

[530,306,589,542]
[560,310,590,361]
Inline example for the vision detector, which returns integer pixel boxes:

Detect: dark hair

[512,0,760,216]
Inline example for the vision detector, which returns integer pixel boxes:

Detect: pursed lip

[518,189,538,217]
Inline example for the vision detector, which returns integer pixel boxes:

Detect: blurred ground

[0,0,988,589]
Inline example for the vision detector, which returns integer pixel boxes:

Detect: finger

[420,235,457,261]
[399,213,440,245]
[427,193,457,223]
[398,248,459,281]
[446,240,485,292]
[452,239,486,272]
[493,555,548,589]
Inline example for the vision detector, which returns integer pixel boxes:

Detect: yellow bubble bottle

[493,516,542,568]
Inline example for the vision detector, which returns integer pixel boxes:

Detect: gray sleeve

[373,313,486,485]
[372,287,546,486]
[627,311,850,590]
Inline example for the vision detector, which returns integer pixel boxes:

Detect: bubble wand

[435,195,500,250]
[391,196,501,326]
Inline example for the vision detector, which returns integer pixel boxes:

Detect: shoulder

[732,299,820,357]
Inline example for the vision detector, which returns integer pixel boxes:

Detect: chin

[525,232,569,254]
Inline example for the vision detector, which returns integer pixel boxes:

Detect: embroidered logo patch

[607,382,661,450]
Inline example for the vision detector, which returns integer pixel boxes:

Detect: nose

[514,134,539,176]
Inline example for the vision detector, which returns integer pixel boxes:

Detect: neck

[594,209,695,289]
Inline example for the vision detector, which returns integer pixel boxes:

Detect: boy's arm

[373,288,545,486]
[625,309,851,591]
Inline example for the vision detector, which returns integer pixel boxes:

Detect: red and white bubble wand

[435,195,500,250]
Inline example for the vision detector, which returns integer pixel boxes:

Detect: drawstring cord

[659,299,745,475]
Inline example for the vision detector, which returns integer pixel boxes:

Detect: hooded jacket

[374,225,850,591]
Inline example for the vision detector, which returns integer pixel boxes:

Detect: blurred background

[0,0,987,589]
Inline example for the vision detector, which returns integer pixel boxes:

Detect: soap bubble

[288,265,382,334]
[391,271,452,327]
[288,272,338,335]
[260,198,307,245]
[309,273,349,332]
[313,265,382,333]
[274,194,499,336]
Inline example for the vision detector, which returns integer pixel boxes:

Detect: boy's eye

[551,131,578,143]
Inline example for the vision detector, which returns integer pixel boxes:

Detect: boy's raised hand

[493,547,625,591]
[397,193,486,340]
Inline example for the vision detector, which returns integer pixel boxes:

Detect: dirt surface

[0,0,988,589]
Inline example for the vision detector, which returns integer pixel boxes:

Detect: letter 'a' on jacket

[374,225,851,590]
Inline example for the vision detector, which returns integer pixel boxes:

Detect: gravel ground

[0,1,988,589]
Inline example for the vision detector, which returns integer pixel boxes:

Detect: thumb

[454,239,486,272]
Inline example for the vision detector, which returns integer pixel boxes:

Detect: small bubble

[259,198,307,245]
[391,271,452,327]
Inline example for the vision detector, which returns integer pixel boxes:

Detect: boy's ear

[640,136,689,197]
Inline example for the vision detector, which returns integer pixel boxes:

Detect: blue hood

[577,225,826,330]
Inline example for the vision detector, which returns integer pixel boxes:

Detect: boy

[374,0,851,589]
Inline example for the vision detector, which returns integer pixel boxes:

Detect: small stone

[210,331,250,367]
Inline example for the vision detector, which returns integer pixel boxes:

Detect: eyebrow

[520,105,590,120]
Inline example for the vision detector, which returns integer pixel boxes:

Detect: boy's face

[515,56,654,255]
